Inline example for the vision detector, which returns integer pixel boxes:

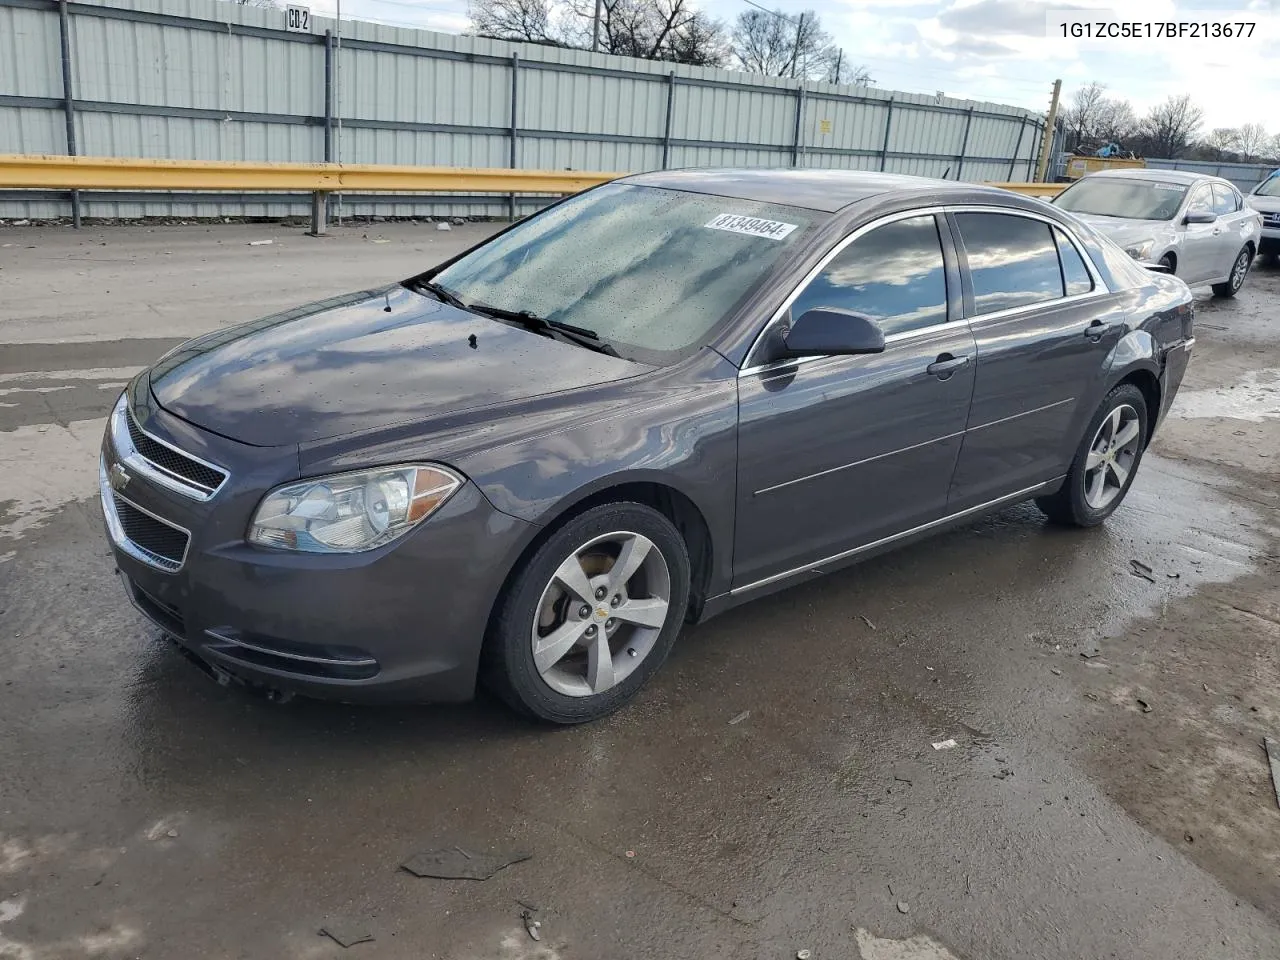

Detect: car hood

[1065,213,1171,248]
[149,285,649,447]
[1246,194,1280,214]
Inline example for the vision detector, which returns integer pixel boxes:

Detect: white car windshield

[1054,178,1188,221]
[1255,177,1280,198]
[429,183,817,364]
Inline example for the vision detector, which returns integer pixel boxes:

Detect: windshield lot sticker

[1153,183,1184,191]
[705,214,798,240]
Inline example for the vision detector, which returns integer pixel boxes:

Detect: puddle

[0,417,105,541]
[856,929,963,960]
[1172,369,1280,422]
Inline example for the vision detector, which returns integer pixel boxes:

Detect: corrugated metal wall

[0,0,1048,220]
[1145,158,1276,195]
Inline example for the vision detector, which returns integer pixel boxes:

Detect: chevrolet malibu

[102,169,1195,723]
[1052,168,1261,296]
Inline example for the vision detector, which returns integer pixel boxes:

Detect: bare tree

[819,49,872,86]
[561,0,728,64]
[1206,127,1240,159]
[1137,94,1204,159]
[1062,82,1107,151]
[1236,123,1270,162]
[730,7,853,81]
[469,0,561,43]
[1096,99,1136,144]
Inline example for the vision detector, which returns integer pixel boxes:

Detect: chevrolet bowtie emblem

[109,462,131,492]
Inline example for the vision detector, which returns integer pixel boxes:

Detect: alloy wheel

[1083,403,1142,510]
[531,531,672,698]
[1231,249,1249,291]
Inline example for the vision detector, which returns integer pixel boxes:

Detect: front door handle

[926,353,970,379]
[1212,227,1223,236]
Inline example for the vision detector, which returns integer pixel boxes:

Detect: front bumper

[1260,226,1280,255]
[101,385,532,703]
[1156,338,1195,434]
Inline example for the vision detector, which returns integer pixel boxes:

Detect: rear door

[1179,183,1219,283]
[1212,182,1251,272]
[733,213,976,591]
[946,210,1126,510]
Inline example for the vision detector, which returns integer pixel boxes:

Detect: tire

[483,502,691,724]
[1158,253,1175,274]
[1036,383,1149,528]
[1212,246,1251,298]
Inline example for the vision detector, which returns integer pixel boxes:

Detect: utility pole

[1035,78,1062,182]
[592,0,602,52]
[833,48,842,85]
[788,11,805,78]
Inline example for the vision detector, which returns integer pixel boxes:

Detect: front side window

[955,213,1065,315]
[1186,185,1213,215]
[788,215,948,337]
[1053,178,1188,221]
[1211,183,1240,215]
[429,183,818,364]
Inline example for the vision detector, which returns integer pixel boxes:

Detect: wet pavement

[1,223,1279,960]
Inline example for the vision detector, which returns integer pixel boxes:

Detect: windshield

[1255,176,1280,198]
[429,183,817,364]
[1053,178,1188,221]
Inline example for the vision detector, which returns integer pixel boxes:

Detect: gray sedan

[1053,168,1262,296]
[101,170,1195,723]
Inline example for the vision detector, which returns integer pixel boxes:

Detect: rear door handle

[926,353,970,379]
[1084,320,1116,341]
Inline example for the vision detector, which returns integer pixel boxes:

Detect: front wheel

[1212,246,1251,298]
[1036,383,1148,527]
[483,502,691,724]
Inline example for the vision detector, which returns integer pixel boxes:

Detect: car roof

[619,168,989,213]
[1085,168,1218,186]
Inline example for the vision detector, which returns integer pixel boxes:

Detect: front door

[947,211,1126,509]
[1179,183,1220,284]
[733,213,976,591]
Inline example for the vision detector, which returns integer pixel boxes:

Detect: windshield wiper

[407,278,467,311]
[468,303,620,357]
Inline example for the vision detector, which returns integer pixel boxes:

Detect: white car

[1052,169,1263,298]
[1245,175,1280,263]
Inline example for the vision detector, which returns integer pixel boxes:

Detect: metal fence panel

[1145,157,1275,193]
[0,0,1048,220]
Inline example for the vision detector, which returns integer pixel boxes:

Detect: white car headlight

[1123,239,1155,261]
[248,464,463,553]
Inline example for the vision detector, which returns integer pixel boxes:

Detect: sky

[300,0,1280,132]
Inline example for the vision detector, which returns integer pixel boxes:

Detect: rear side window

[790,215,948,337]
[1211,183,1240,215]
[1055,228,1094,297]
[954,213,1065,314]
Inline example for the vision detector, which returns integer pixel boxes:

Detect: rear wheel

[1212,246,1251,297]
[1037,383,1148,527]
[483,502,690,724]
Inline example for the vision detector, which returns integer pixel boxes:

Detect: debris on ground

[728,710,751,725]
[166,829,178,838]
[993,769,1014,780]
[246,239,274,246]
[520,908,542,941]
[1129,559,1156,583]
[1079,642,1102,659]
[896,900,910,914]
[400,847,531,881]
[1050,668,1062,676]
[625,850,636,858]
[860,615,876,630]
[515,898,540,911]
[931,738,958,751]
[436,222,452,231]
[370,238,390,244]
[796,950,812,959]
[1265,737,1280,810]
[319,921,375,948]
[1137,698,1153,714]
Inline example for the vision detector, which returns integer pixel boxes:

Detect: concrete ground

[1,221,1279,960]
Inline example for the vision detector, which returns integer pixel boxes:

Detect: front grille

[113,494,189,570]
[1264,214,1280,226]
[125,409,226,494]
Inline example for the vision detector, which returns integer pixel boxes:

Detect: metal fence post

[1007,117,1027,181]
[879,98,894,172]
[661,71,676,170]
[509,52,519,221]
[791,84,805,167]
[57,0,80,228]
[954,106,973,180]
[310,191,329,236]
[323,30,334,162]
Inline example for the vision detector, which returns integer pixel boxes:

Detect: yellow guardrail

[0,154,1066,232]
[985,181,1066,197]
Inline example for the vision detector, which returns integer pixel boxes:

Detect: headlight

[1123,239,1155,260]
[248,464,463,553]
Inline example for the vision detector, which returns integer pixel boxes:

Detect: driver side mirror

[783,308,886,357]
[1184,210,1217,225]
